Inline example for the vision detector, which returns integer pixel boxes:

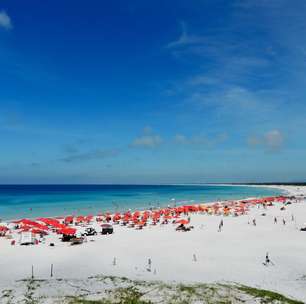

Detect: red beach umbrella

[133,211,141,217]
[176,219,189,225]
[38,218,66,229]
[31,228,48,235]
[32,223,49,230]
[58,227,76,235]
[85,215,94,222]
[113,214,121,221]
[65,216,74,224]
[19,219,38,226]
[76,216,85,223]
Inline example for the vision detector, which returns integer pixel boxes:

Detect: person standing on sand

[274,217,277,224]
[283,218,286,225]
[253,219,256,226]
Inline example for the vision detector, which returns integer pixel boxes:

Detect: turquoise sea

[0,184,283,220]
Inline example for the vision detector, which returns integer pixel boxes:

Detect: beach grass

[237,285,304,304]
[67,285,153,304]
[61,277,303,304]
[1,275,304,304]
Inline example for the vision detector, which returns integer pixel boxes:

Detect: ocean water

[0,184,283,220]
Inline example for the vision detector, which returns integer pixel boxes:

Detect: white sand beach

[0,185,306,302]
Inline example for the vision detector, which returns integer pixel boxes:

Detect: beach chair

[70,237,84,245]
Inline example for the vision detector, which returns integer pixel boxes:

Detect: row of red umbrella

[100,195,287,226]
[2,195,287,235]
[12,217,76,235]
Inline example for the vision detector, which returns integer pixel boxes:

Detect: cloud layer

[60,148,120,163]
[0,10,12,30]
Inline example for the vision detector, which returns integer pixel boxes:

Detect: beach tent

[101,224,113,235]
[20,231,35,245]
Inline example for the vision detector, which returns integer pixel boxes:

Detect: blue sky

[0,0,306,184]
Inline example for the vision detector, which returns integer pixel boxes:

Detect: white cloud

[175,134,208,146]
[174,133,228,148]
[131,134,162,148]
[174,134,188,144]
[264,129,284,150]
[0,10,12,30]
[247,135,262,147]
[131,127,162,148]
[186,85,284,124]
[167,21,206,49]
[189,86,262,110]
[247,129,284,150]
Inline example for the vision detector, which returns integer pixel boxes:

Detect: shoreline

[0,183,283,222]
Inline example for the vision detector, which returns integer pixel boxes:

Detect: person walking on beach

[147,258,152,272]
[218,219,223,232]
[283,218,286,225]
[274,217,277,224]
[263,252,274,266]
[253,218,256,226]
